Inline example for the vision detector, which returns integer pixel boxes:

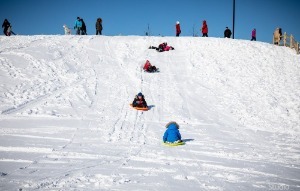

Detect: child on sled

[149,42,175,52]
[143,60,158,73]
[132,92,148,108]
[163,121,182,143]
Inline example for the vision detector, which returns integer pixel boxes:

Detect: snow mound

[0,35,299,190]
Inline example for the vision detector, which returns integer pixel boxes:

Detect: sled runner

[130,104,149,111]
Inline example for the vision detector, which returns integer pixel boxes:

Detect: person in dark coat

[80,18,87,35]
[279,28,282,40]
[202,20,208,37]
[176,21,181,37]
[132,92,148,108]
[96,18,103,35]
[163,121,182,143]
[2,19,11,36]
[224,27,232,38]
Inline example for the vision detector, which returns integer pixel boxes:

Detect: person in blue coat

[163,121,182,143]
[74,17,83,35]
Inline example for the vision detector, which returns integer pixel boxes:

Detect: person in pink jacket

[251,28,256,41]
[149,42,175,52]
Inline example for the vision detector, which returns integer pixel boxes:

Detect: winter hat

[137,92,143,97]
[165,121,179,129]
[176,21,180,24]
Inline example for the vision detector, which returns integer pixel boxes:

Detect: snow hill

[0,35,299,191]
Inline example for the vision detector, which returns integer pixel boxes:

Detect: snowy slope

[0,35,299,191]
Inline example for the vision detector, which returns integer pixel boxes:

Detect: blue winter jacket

[163,123,181,143]
[74,20,82,28]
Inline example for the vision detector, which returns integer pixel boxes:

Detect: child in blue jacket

[163,121,182,143]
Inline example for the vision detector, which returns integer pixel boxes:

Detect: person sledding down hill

[149,42,175,52]
[143,60,158,73]
[132,92,148,108]
[163,121,182,143]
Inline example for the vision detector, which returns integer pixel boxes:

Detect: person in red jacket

[143,60,158,73]
[202,20,208,37]
[176,21,181,37]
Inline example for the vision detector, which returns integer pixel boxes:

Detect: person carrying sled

[2,19,11,36]
[96,18,103,35]
[202,20,208,37]
[74,17,83,35]
[163,121,182,143]
[132,92,148,108]
[176,21,181,37]
[143,60,158,73]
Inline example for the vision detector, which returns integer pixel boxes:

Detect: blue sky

[0,0,299,43]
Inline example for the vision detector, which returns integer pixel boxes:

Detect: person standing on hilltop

[251,28,256,41]
[176,21,181,37]
[96,18,103,35]
[74,17,83,35]
[2,19,11,36]
[80,18,87,35]
[202,20,208,37]
[224,27,232,38]
[273,28,280,45]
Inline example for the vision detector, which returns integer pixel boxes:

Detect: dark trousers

[147,66,157,72]
[96,30,102,35]
[149,46,163,52]
[3,28,8,36]
[202,33,208,37]
[251,36,256,41]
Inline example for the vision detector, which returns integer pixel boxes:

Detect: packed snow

[0,35,299,191]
